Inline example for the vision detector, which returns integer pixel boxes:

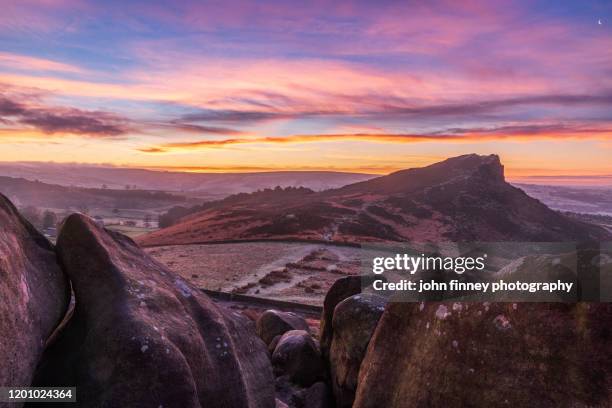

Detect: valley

[0,167,373,241]
[2,154,610,307]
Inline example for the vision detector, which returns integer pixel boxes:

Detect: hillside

[139,154,611,246]
[0,176,188,210]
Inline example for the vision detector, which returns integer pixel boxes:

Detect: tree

[158,206,191,228]
[42,210,57,230]
[143,214,151,228]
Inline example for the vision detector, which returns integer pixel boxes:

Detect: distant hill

[0,162,375,197]
[139,154,611,246]
[515,183,612,216]
[0,176,188,211]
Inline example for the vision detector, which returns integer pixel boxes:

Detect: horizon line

[1,159,612,186]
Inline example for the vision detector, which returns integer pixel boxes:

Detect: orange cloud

[136,134,452,153]
[138,125,612,153]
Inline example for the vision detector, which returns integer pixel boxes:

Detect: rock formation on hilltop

[139,154,611,246]
[31,214,275,408]
[0,193,69,393]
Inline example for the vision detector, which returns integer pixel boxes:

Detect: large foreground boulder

[32,214,275,408]
[0,194,69,389]
[353,302,612,408]
[329,294,386,408]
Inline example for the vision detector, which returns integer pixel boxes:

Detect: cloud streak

[0,85,252,138]
[152,121,247,136]
[0,87,130,137]
[172,91,612,127]
[0,52,83,74]
[138,123,612,153]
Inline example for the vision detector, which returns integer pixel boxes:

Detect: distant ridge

[139,154,611,246]
[0,162,374,195]
[0,176,187,210]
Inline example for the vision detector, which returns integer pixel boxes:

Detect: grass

[106,224,157,238]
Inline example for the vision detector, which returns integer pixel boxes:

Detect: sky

[0,0,611,181]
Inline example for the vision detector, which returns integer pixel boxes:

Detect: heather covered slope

[139,155,611,246]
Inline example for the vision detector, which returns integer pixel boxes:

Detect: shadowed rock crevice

[256,309,310,346]
[329,294,386,408]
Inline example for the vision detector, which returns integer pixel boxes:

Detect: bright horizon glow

[3,159,612,188]
[0,0,611,184]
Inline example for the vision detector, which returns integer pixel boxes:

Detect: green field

[106,224,157,238]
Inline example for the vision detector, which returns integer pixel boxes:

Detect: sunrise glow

[1,0,611,180]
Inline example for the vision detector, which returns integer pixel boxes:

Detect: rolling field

[145,241,365,305]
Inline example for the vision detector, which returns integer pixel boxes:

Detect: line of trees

[21,206,58,230]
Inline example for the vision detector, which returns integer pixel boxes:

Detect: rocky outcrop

[329,294,386,407]
[353,302,612,408]
[320,276,362,359]
[272,330,325,387]
[0,194,69,391]
[318,278,387,407]
[257,309,309,346]
[32,214,275,408]
[320,275,381,359]
[139,154,612,246]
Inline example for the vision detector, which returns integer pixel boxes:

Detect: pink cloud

[0,52,83,74]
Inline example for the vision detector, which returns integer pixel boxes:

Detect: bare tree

[42,210,58,230]
[143,214,151,228]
